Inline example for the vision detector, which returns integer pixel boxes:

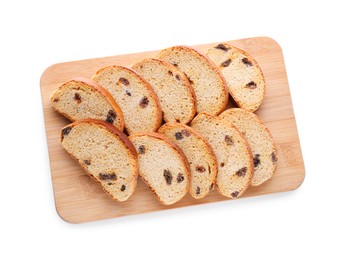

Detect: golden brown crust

[50,77,125,130]
[158,45,229,115]
[129,132,190,205]
[131,58,197,124]
[60,119,138,202]
[93,65,162,133]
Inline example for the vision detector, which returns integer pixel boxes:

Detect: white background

[1,0,338,259]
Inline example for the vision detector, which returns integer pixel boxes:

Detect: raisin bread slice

[206,43,265,112]
[157,46,228,115]
[132,58,196,124]
[158,123,218,199]
[190,113,253,199]
[92,65,162,134]
[50,77,124,131]
[219,108,277,186]
[60,119,138,202]
[129,132,190,205]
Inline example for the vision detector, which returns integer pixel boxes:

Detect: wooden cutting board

[40,37,305,224]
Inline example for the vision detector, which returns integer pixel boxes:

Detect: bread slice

[92,65,162,134]
[190,113,253,198]
[60,119,138,202]
[132,58,196,124]
[158,123,217,199]
[129,132,190,205]
[206,43,265,112]
[50,77,124,131]
[157,46,228,115]
[219,108,277,186]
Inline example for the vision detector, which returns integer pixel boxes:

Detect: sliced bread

[206,43,265,112]
[50,77,124,131]
[132,58,196,124]
[157,46,228,115]
[92,65,162,134]
[129,132,190,205]
[219,108,277,186]
[60,119,138,202]
[190,113,254,199]
[158,123,218,199]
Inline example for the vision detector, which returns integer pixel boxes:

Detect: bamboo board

[40,37,305,224]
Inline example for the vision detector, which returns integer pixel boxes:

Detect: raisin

[172,63,178,67]
[209,183,214,190]
[175,132,183,140]
[215,44,230,52]
[245,81,257,89]
[73,92,82,103]
[175,74,181,81]
[221,59,232,67]
[231,191,239,198]
[118,77,129,86]
[176,119,181,123]
[220,162,225,167]
[225,135,234,145]
[196,165,206,173]
[163,170,173,185]
[61,127,72,140]
[271,152,277,164]
[242,57,253,66]
[139,97,149,108]
[138,145,145,154]
[177,173,184,183]
[98,173,117,181]
[84,159,91,165]
[168,70,173,76]
[53,98,59,102]
[254,154,261,167]
[235,167,247,177]
[105,110,117,124]
[125,90,132,96]
[196,187,201,195]
[108,183,112,185]
[181,129,190,137]
[121,185,126,191]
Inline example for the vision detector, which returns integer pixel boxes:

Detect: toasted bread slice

[50,77,124,131]
[129,132,190,205]
[60,119,138,202]
[219,108,277,186]
[158,123,217,199]
[190,113,253,198]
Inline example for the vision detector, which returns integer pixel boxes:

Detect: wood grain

[40,37,305,224]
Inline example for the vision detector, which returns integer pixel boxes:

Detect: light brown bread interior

[129,132,190,205]
[60,119,138,202]
[132,58,196,124]
[92,66,162,134]
[50,77,124,131]
[157,46,228,115]
[219,108,277,186]
[190,113,253,198]
[206,43,265,112]
[158,123,218,199]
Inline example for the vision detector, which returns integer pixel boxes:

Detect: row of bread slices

[51,43,266,136]
[59,109,277,205]
[51,43,275,205]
